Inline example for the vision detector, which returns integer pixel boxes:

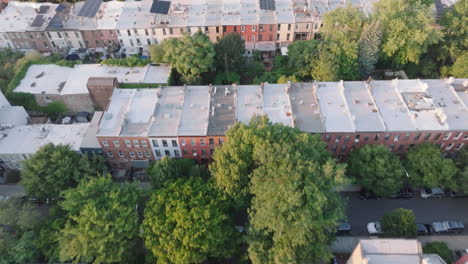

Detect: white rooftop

[353,239,426,264]
[0,123,89,155]
[63,1,98,30]
[0,2,44,33]
[97,1,124,30]
[15,64,72,95]
[0,90,9,107]
[344,81,386,132]
[80,111,103,149]
[316,81,355,133]
[0,106,29,126]
[149,86,185,137]
[178,86,211,136]
[116,0,156,29]
[236,85,264,124]
[262,83,293,127]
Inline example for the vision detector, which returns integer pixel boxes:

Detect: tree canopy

[374,0,442,66]
[21,144,106,201]
[381,208,417,238]
[347,145,404,197]
[358,19,382,78]
[450,51,468,77]
[286,40,320,79]
[58,176,141,264]
[404,143,458,189]
[146,157,208,189]
[143,177,239,264]
[439,0,468,61]
[214,33,246,73]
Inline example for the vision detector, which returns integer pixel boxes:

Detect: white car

[367,221,383,235]
[420,188,445,199]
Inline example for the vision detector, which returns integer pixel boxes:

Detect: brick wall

[98,136,154,169]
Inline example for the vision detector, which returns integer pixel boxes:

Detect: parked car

[446,190,468,199]
[360,188,381,200]
[337,222,352,235]
[390,186,414,199]
[432,221,464,234]
[417,223,434,235]
[367,221,383,235]
[420,187,445,199]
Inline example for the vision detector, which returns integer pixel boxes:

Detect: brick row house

[96,78,468,169]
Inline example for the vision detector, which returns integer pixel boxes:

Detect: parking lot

[343,192,468,236]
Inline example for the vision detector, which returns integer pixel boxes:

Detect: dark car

[337,222,352,235]
[359,188,381,200]
[390,186,414,199]
[432,221,465,234]
[417,223,434,235]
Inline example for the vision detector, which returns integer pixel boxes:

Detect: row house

[97,78,468,169]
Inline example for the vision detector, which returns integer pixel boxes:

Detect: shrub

[214,72,240,85]
[101,56,149,67]
[423,242,454,264]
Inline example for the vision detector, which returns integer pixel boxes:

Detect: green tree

[21,144,106,201]
[286,40,320,79]
[146,157,201,189]
[214,33,246,73]
[149,42,169,63]
[347,145,404,197]
[214,71,241,85]
[58,176,141,264]
[358,19,383,78]
[277,75,299,84]
[439,0,468,61]
[404,143,458,189]
[454,147,468,193]
[163,32,215,84]
[381,208,417,238]
[375,0,442,66]
[311,46,340,81]
[253,72,279,84]
[423,242,454,264]
[450,51,468,77]
[143,177,239,264]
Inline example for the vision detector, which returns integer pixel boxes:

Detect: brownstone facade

[98,136,154,169]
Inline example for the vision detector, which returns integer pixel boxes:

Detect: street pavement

[342,192,468,236]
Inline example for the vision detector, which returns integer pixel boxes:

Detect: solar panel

[39,5,50,14]
[77,0,103,18]
[259,0,276,10]
[150,0,171,14]
[31,15,46,27]
[55,4,66,12]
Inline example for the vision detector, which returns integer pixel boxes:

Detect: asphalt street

[342,192,468,236]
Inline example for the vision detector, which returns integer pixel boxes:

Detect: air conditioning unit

[354,139,359,143]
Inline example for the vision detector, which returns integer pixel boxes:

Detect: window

[234,26,237,32]
[127,30,131,36]
[169,28,173,35]
[344,136,350,143]
[306,23,310,30]
[162,140,168,147]
[183,149,188,155]
[201,149,206,155]
[57,32,62,38]
[364,136,369,142]
[276,34,280,40]
[142,141,147,148]
[446,143,454,150]
[134,29,138,35]
[192,149,197,156]
[341,145,347,152]
[190,139,196,146]
[130,39,134,46]
[277,24,281,31]
[187,27,191,33]
[134,140,139,147]
[252,25,256,31]
[219,138,224,144]
[174,150,180,157]
[102,140,109,147]
[152,139,159,147]
[205,26,209,33]
[394,134,400,142]
[75,32,79,38]
[325,135,331,142]
[384,134,390,141]
[107,151,113,157]
[241,25,245,32]
[152,28,156,34]
[145,151,151,158]
[259,25,264,31]
[434,133,442,140]
[443,132,452,140]
[397,145,404,151]
[200,139,205,146]
[335,136,341,143]
[375,134,380,141]
[287,33,290,40]
[163,29,166,35]
[423,133,431,140]
[209,138,214,145]
[464,134,468,140]
[454,132,463,139]
[404,133,410,140]
[216,26,219,33]
[258,34,263,41]
[45,96,52,103]
[147,39,151,45]
[172,140,178,147]
[155,150,161,157]
[355,135,360,143]
[136,38,141,46]
[269,25,273,31]
[118,151,124,157]
[129,151,135,158]
[288,24,291,31]
[295,24,299,30]
[389,144,395,150]
[314,23,318,30]
[43,42,49,48]
[137,151,143,158]
[331,145,337,153]
[109,30,113,36]
[456,143,464,150]
[113,140,120,147]
[269,34,273,41]
[181,139,186,146]
[47,32,52,38]
[145,29,149,36]
[125,139,131,147]
[252,35,255,42]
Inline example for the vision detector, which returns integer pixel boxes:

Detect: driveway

[342,192,468,236]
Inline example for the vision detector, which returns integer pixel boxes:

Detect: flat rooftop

[63,1,98,30]
[316,82,355,133]
[116,0,156,29]
[236,85,264,124]
[289,83,324,133]
[149,86,185,137]
[97,1,124,30]
[357,239,423,264]
[178,86,211,136]
[207,85,237,136]
[0,2,44,33]
[80,111,103,149]
[15,64,72,95]
[344,81,386,132]
[0,106,29,126]
[0,123,89,155]
[262,83,293,127]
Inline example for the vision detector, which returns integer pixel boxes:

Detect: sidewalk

[332,236,468,253]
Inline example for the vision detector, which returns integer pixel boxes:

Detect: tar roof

[178,86,211,136]
[236,85,264,124]
[316,81,355,133]
[262,83,293,127]
[0,123,89,155]
[149,86,185,137]
[344,81,386,132]
[14,64,72,95]
[207,85,237,135]
[289,83,324,133]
